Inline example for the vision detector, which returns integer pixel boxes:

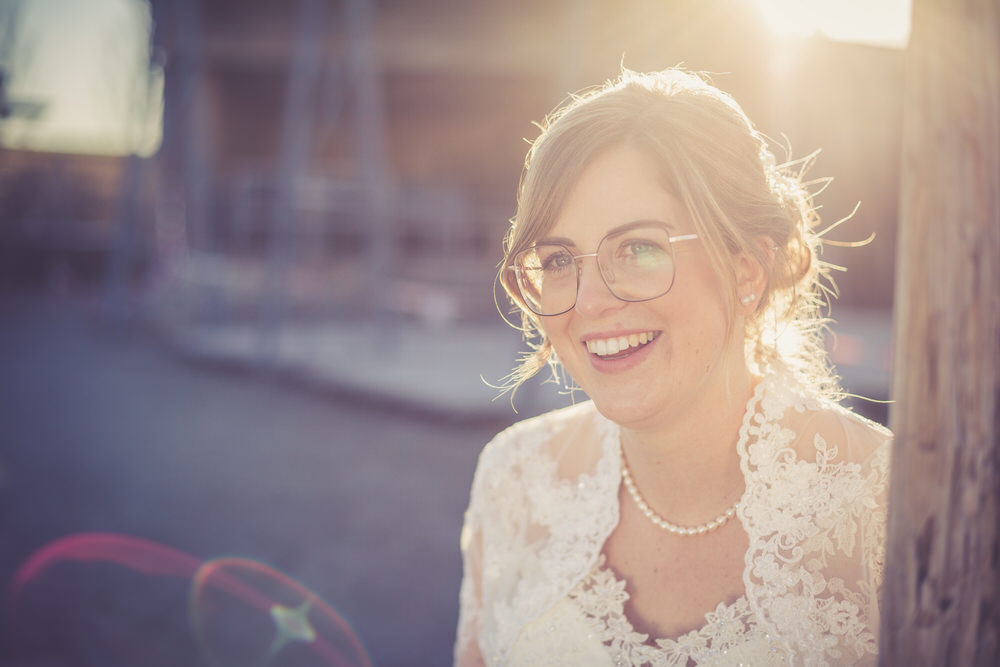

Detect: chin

[586,390,668,430]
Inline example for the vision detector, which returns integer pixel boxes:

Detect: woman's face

[537,144,744,431]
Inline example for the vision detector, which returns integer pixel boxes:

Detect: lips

[584,331,660,358]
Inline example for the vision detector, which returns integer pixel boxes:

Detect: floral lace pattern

[565,555,791,666]
[737,381,890,666]
[456,372,891,666]
[458,402,624,665]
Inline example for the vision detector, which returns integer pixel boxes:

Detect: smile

[585,331,660,358]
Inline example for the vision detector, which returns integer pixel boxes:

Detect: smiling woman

[455,69,892,666]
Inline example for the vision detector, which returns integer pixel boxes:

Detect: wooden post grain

[881,0,1000,665]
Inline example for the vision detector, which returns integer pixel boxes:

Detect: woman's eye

[541,251,574,271]
[620,239,665,262]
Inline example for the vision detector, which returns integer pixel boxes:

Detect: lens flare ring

[6,532,372,667]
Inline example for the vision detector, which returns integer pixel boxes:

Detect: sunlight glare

[0,0,162,156]
[751,0,911,49]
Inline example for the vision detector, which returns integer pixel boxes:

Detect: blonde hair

[499,68,840,397]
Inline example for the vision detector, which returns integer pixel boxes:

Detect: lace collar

[567,555,783,666]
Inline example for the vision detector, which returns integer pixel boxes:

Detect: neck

[619,359,754,524]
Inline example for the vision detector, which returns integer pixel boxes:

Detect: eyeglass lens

[514,224,678,316]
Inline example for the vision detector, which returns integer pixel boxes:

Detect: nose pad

[600,264,616,285]
[574,257,622,315]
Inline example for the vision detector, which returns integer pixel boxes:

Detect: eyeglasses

[511,222,698,316]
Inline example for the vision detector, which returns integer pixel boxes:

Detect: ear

[734,250,769,314]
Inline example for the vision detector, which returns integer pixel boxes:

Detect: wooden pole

[881,0,1000,665]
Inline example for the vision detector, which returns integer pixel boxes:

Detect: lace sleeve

[858,424,891,650]
[455,446,488,667]
[455,506,486,666]
[453,402,618,666]
[739,385,893,666]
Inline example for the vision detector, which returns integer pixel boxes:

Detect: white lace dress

[455,372,891,666]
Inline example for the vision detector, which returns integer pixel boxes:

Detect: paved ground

[0,291,569,666]
[0,289,889,666]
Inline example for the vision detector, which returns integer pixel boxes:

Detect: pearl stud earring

[740,293,756,306]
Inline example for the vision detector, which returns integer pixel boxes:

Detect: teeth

[586,331,658,356]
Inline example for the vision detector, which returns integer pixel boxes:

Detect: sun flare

[750,0,912,49]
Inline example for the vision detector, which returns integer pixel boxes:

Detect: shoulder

[467,400,610,511]
[787,401,890,468]
[757,371,892,469]
[793,404,891,480]
[475,400,605,478]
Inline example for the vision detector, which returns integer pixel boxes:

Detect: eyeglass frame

[509,222,699,316]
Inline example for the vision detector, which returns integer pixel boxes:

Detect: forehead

[546,144,690,245]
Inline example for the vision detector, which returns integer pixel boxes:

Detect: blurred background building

[0,0,903,404]
[1,0,902,305]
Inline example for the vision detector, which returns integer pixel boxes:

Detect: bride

[455,69,890,666]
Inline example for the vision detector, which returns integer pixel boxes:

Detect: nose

[573,256,624,319]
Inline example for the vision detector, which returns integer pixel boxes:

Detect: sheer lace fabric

[456,372,891,666]
[542,556,788,666]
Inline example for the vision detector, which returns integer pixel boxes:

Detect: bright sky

[0,0,161,156]
[751,0,912,48]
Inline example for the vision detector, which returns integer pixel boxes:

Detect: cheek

[539,316,576,357]
[672,296,730,354]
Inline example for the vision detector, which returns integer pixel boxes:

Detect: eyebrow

[536,219,674,246]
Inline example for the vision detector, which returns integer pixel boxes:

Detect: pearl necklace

[618,440,740,536]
